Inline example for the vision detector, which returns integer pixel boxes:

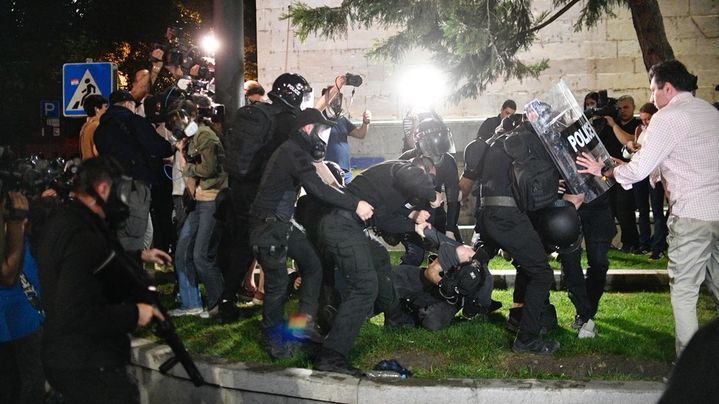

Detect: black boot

[512,335,560,355]
[261,328,290,359]
[216,298,240,324]
[506,307,523,333]
[314,347,363,377]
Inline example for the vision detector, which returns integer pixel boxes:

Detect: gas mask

[308,124,331,162]
[167,109,199,140]
[88,176,132,229]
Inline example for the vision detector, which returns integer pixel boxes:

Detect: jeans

[174,200,224,309]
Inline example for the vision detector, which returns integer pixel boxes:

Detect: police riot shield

[524,80,614,203]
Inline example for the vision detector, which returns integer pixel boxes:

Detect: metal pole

[213,0,244,123]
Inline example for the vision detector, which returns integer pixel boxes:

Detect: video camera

[0,152,74,202]
[147,27,225,126]
[345,73,363,87]
[583,90,618,120]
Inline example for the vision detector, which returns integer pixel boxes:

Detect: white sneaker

[578,319,597,339]
[167,307,204,317]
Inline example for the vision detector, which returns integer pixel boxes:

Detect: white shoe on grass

[578,319,597,339]
[167,307,204,317]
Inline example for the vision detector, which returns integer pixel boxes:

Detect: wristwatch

[601,166,610,181]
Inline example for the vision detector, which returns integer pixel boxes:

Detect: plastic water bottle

[366,370,405,379]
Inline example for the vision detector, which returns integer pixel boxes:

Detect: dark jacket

[398,148,461,232]
[94,105,173,184]
[250,132,359,221]
[347,160,436,234]
[38,201,139,370]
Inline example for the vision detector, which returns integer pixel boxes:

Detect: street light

[201,32,220,56]
[398,64,448,110]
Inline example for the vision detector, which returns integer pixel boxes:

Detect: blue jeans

[174,200,224,309]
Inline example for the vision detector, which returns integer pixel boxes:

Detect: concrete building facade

[256,0,718,162]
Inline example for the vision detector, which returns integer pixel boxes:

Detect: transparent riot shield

[524,80,614,203]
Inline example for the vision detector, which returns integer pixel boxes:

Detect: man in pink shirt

[577,59,719,356]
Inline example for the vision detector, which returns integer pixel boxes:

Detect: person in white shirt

[576,59,719,356]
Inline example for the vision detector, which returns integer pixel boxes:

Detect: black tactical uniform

[463,134,559,353]
[218,99,298,321]
[250,127,359,358]
[314,160,436,374]
[399,147,462,241]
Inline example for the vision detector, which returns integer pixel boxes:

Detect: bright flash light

[201,33,220,55]
[397,65,447,109]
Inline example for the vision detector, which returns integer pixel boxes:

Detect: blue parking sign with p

[62,62,116,117]
[42,100,60,118]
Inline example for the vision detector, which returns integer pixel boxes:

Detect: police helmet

[454,259,486,296]
[268,73,312,109]
[535,199,582,254]
[402,109,439,138]
[415,118,455,165]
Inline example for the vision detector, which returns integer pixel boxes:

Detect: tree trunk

[628,0,675,71]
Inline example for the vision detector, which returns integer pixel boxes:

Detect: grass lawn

[388,248,669,270]
[149,287,715,381]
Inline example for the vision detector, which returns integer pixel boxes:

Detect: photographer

[0,192,28,287]
[168,97,227,317]
[94,90,174,251]
[319,73,371,184]
[590,93,641,253]
[37,157,170,404]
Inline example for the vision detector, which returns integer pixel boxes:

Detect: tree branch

[527,0,581,34]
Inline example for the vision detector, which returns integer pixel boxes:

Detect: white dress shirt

[613,92,719,221]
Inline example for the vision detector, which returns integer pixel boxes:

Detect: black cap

[109,90,135,105]
[292,108,335,131]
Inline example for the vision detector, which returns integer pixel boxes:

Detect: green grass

[146,288,715,381]
[387,248,668,270]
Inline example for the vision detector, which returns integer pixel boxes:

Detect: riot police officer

[398,118,462,266]
[461,121,560,354]
[248,108,373,359]
[219,73,313,323]
[314,157,438,375]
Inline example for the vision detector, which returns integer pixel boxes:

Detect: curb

[492,269,669,291]
[130,338,665,404]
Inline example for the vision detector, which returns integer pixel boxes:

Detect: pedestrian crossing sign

[62,62,117,117]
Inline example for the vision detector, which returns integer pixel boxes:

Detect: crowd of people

[1,56,718,403]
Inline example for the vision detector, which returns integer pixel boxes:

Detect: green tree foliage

[286,0,674,101]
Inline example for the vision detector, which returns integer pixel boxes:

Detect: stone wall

[256,0,719,120]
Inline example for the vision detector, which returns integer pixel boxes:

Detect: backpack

[223,102,279,181]
[502,126,560,212]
